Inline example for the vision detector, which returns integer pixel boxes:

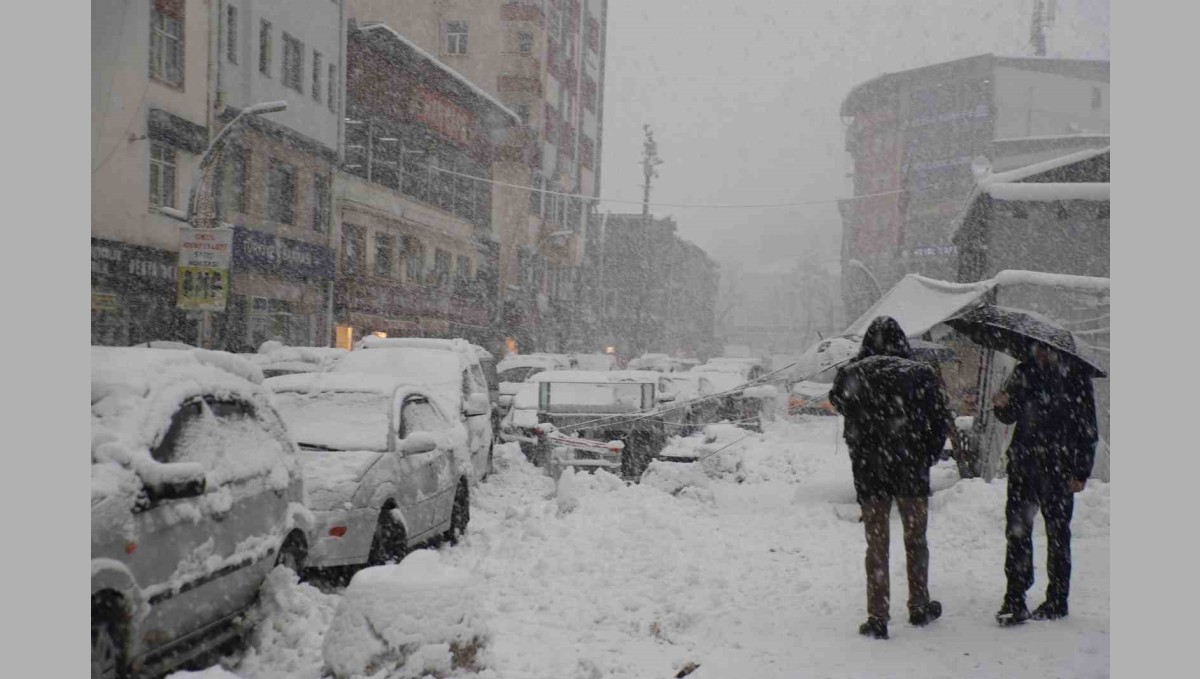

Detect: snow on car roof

[265,372,412,396]
[497,354,569,372]
[331,347,464,402]
[257,343,348,365]
[530,369,661,384]
[91,347,280,465]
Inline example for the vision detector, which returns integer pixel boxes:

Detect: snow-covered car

[628,353,678,372]
[571,352,617,372]
[333,337,494,485]
[500,370,665,478]
[788,379,836,416]
[698,357,767,381]
[265,373,472,569]
[91,348,307,679]
[495,354,572,417]
[243,342,349,379]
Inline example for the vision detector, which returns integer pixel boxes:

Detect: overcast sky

[598,0,1110,272]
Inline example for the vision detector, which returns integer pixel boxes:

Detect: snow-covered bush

[322,550,489,679]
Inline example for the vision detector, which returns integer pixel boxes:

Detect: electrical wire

[424,163,904,210]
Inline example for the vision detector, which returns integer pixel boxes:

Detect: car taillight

[329,526,347,537]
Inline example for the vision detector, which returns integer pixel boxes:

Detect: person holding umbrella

[945,304,1104,626]
[991,340,1099,625]
[830,316,952,640]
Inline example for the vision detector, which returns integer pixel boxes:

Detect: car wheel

[276,531,308,576]
[368,508,408,566]
[444,482,470,545]
[91,596,123,679]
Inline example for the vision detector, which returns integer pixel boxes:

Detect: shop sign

[177,226,233,311]
[92,239,177,285]
[92,292,119,312]
[233,227,335,280]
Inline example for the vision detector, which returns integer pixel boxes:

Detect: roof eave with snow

[357,22,522,126]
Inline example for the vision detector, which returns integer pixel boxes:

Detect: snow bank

[322,551,490,679]
[235,566,341,679]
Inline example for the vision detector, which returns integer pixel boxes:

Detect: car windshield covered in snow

[272,389,393,452]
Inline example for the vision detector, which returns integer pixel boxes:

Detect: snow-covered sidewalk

[200,418,1109,679]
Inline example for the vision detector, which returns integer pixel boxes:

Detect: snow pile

[640,459,715,504]
[322,551,490,679]
[234,566,341,679]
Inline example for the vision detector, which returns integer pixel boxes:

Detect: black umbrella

[945,304,1107,378]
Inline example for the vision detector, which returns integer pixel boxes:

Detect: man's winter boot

[909,600,942,626]
[858,617,888,639]
[1031,600,1068,620]
[996,598,1030,627]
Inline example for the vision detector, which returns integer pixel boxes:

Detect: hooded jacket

[830,317,952,502]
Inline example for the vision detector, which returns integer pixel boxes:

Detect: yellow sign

[92,292,119,311]
[176,266,230,311]
[176,226,233,311]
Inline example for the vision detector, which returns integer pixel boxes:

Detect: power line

[424,163,905,210]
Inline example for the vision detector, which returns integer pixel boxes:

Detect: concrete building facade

[344,1,609,352]
[838,55,1109,322]
[92,0,216,346]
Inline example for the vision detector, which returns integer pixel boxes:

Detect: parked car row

[91,338,498,679]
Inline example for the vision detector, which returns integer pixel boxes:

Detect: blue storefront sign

[232,226,335,280]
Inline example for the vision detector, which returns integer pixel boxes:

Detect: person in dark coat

[830,316,952,639]
[993,341,1099,626]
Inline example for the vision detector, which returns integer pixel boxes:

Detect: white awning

[986,182,1109,202]
[841,275,995,339]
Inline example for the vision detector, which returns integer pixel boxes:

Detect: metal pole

[166,101,287,349]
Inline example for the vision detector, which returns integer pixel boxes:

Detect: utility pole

[1030,0,1057,57]
[637,124,664,354]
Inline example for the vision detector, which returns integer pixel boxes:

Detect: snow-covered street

[196,418,1109,679]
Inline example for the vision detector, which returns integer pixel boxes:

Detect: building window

[149,1,184,87]
[403,235,425,282]
[312,51,323,102]
[149,141,177,209]
[402,152,429,202]
[259,20,272,76]
[267,159,296,224]
[375,233,395,277]
[216,143,247,218]
[226,5,238,64]
[313,173,331,232]
[517,31,533,55]
[456,255,472,284]
[342,225,366,275]
[283,33,304,92]
[1091,86,1102,110]
[446,22,468,55]
[328,64,338,112]
[434,249,452,288]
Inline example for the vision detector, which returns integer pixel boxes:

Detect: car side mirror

[399,432,439,455]
[658,391,677,403]
[142,462,207,503]
[464,392,490,417]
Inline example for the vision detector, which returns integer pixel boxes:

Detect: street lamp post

[160,101,288,349]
